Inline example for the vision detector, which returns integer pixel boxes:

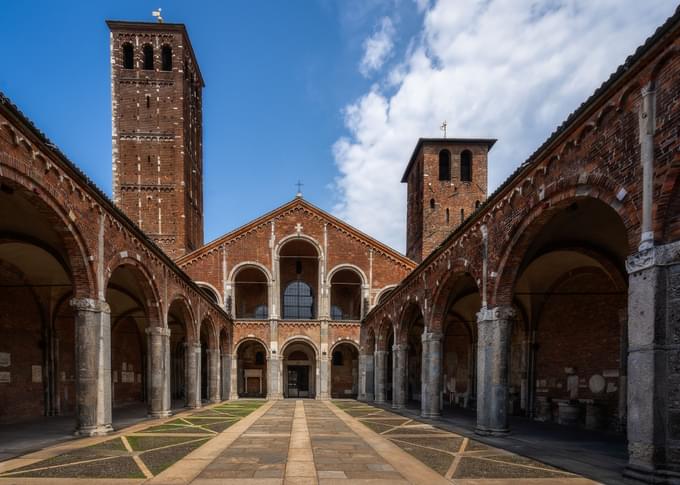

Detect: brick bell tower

[403,138,495,263]
[107,19,204,258]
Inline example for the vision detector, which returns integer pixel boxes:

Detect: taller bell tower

[403,138,495,263]
[107,20,204,258]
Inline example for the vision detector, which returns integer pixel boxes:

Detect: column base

[375,399,385,404]
[188,403,202,410]
[421,411,441,419]
[623,464,680,484]
[229,393,240,401]
[475,425,510,436]
[75,424,114,437]
[392,403,405,410]
[268,393,284,400]
[363,393,374,401]
[147,410,172,419]
[209,398,221,404]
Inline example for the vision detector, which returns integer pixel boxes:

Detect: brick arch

[0,171,94,298]
[361,326,376,354]
[659,158,680,243]
[167,294,197,343]
[281,336,319,359]
[376,317,394,352]
[219,326,231,353]
[198,315,218,349]
[429,269,481,335]
[396,301,424,345]
[492,190,633,307]
[330,339,360,354]
[105,254,163,328]
[234,336,269,357]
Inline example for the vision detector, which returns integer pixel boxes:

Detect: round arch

[167,294,197,341]
[493,191,633,307]
[327,264,367,285]
[275,233,323,258]
[280,335,319,358]
[234,336,270,357]
[228,261,273,283]
[330,338,360,354]
[235,338,268,398]
[374,285,397,306]
[195,281,223,307]
[0,171,94,298]
[330,340,360,399]
[105,255,163,328]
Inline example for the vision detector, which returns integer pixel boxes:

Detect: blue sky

[1,1,677,252]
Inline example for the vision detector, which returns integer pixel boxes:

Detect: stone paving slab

[332,400,599,484]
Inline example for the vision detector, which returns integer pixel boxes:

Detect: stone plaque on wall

[0,371,10,383]
[0,353,10,367]
[32,365,42,383]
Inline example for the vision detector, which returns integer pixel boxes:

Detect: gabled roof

[401,138,497,183]
[106,20,205,87]
[176,196,416,269]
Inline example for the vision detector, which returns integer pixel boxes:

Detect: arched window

[254,305,268,319]
[460,150,472,182]
[122,43,134,69]
[430,198,435,209]
[438,150,451,181]
[283,281,314,319]
[142,44,154,70]
[161,45,172,71]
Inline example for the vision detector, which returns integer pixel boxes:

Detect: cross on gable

[295,223,303,235]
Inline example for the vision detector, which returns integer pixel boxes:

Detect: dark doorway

[287,366,310,398]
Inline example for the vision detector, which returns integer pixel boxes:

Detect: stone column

[319,320,330,400]
[71,298,113,436]
[186,342,201,409]
[358,352,375,401]
[624,242,680,482]
[221,352,231,400]
[421,331,443,419]
[476,306,514,436]
[374,350,387,403]
[229,354,240,400]
[207,348,221,403]
[269,320,283,399]
[146,326,171,418]
[392,344,407,409]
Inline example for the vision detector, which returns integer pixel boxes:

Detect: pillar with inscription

[476,306,514,435]
[146,326,171,417]
[421,331,442,418]
[71,298,113,436]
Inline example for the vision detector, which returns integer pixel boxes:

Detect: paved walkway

[0,400,602,484]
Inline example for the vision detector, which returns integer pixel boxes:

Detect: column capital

[70,298,110,313]
[422,331,442,343]
[626,241,680,274]
[145,326,171,337]
[477,305,516,322]
[392,343,408,352]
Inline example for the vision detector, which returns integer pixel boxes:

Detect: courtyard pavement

[0,399,602,484]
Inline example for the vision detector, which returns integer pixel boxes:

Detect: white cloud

[333,0,676,253]
[360,17,396,76]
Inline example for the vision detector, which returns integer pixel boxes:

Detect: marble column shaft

[374,350,388,403]
[146,326,171,417]
[71,298,113,436]
[475,306,514,436]
[421,332,442,418]
[392,344,408,409]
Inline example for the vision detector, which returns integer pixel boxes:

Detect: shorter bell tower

[402,138,495,263]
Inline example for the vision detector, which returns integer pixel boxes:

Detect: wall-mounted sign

[32,365,42,383]
[0,353,10,367]
[0,371,10,383]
